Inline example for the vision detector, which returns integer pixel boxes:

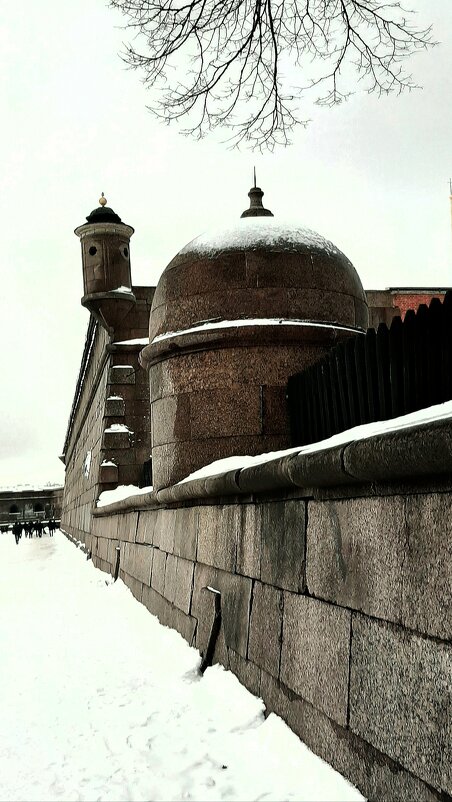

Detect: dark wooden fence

[287,292,452,447]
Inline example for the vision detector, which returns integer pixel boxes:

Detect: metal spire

[241,173,274,218]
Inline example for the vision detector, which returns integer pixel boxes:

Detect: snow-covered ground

[0,531,364,802]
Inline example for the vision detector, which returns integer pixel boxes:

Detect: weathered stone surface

[96,556,111,575]
[99,463,119,485]
[107,539,120,568]
[141,585,197,646]
[354,297,368,329]
[102,429,131,450]
[191,565,225,663]
[116,512,138,542]
[151,395,190,446]
[91,516,108,539]
[262,385,289,436]
[96,536,110,562]
[343,418,452,484]
[173,557,195,615]
[402,493,452,640]
[152,345,328,399]
[121,570,143,603]
[153,508,175,553]
[307,494,452,641]
[136,509,158,545]
[150,548,166,595]
[108,365,135,384]
[237,457,296,494]
[287,287,356,325]
[173,507,198,560]
[349,614,452,793]
[236,504,260,579]
[189,387,262,439]
[288,447,349,489]
[105,397,125,417]
[118,464,142,487]
[197,505,239,572]
[306,497,405,622]
[93,515,119,539]
[141,583,163,619]
[228,649,262,698]
[280,594,351,726]
[163,553,178,604]
[260,671,442,802]
[151,250,363,333]
[260,501,305,592]
[121,542,153,586]
[152,434,286,491]
[248,582,283,678]
[192,563,252,659]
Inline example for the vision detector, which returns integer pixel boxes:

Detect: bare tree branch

[109,0,435,149]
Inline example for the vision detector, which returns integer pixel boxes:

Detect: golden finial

[99,192,107,207]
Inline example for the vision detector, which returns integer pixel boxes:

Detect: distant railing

[287,293,452,447]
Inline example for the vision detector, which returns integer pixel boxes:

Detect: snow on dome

[178,216,344,259]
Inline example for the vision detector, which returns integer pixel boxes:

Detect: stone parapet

[64,415,452,801]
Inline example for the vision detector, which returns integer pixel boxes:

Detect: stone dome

[149,202,368,341]
[143,185,368,490]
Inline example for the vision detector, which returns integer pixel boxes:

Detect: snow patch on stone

[179,216,344,257]
[83,451,92,479]
[104,423,132,433]
[152,317,361,344]
[114,337,149,345]
[97,484,152,507]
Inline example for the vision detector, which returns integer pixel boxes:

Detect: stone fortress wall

[61,286,153,540]
[61,319,110,537]
[74,421,451,802]
[60,191,452,802]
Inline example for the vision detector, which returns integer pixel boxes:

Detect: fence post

[345,338,359,426]
[354,334,369,425]
[414,304,429,411]
[428,297,444,407]
[389,315,404,419]
[376,323,391,420]
[401,309,416,414]
[364,327,379,422]
[335,342,351,431]
[442,291,452,403]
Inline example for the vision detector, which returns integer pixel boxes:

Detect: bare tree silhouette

[110,0,434,149]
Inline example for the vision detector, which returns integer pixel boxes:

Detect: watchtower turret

[75,194,136,333]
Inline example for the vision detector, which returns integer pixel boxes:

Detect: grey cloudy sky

[1,0,451,487]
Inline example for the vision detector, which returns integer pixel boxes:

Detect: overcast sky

[1,0,451,488]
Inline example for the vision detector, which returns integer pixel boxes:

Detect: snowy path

[0,532,363,802]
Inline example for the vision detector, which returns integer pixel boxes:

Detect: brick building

[367,287,450,328]
[0,486,63,525]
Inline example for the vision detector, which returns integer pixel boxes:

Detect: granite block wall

[81,484,452,802]
[61,324,110,542]
[62,289,153,543]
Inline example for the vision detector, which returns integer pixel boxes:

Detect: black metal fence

[287,292,452,447]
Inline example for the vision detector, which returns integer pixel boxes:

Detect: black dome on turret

[86,205,122,224]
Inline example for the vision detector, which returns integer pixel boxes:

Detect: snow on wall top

[0,482,63,493]
[178,216,345,259]
[151,318,361,344]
